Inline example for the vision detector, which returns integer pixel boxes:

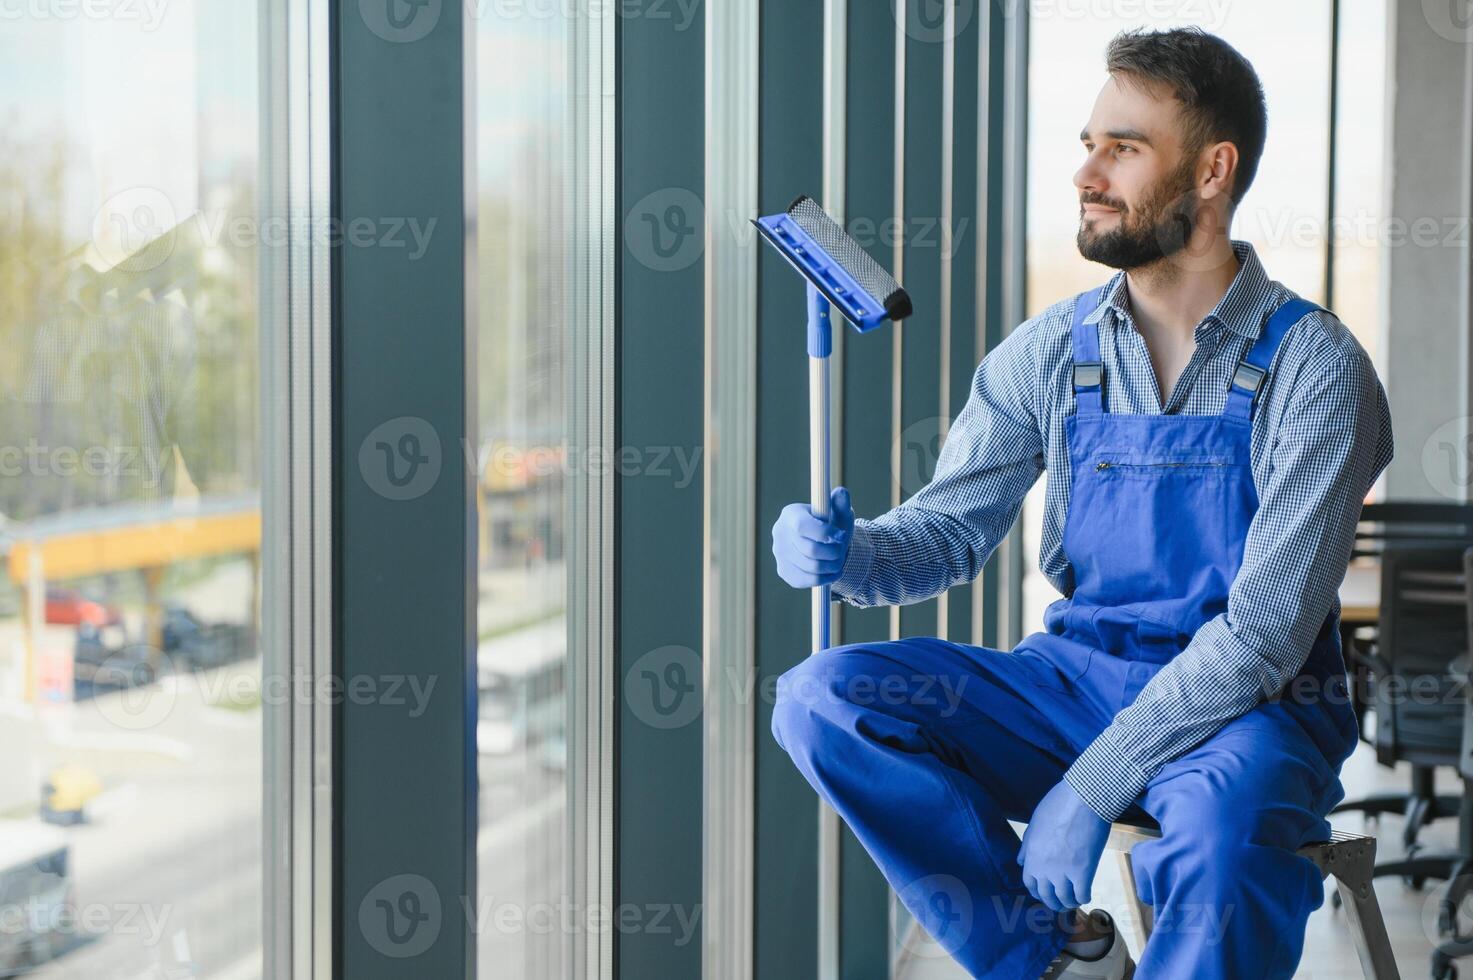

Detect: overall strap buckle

[1229,361,1266,394]
[1222,296,1326,421]
[1073,361,1103,389]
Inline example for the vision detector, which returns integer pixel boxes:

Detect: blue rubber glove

[771,486,855,589]
[1017,779,1110,912]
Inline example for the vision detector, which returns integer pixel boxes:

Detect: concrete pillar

[1381,0,1473,499]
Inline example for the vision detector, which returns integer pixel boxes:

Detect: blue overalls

[771,286,1361,979]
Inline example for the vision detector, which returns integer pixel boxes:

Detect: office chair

[1336,545,1469,901]
[1428,547,1473,979]
[1335,503,1473,854]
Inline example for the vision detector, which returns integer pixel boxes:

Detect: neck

[1122,234,1240,342]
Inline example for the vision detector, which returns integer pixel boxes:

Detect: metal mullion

[703,0,759,977]
[566,2,617,978]
[261,0,334,975]
[334,1,474,976]
[998,0,1029,649]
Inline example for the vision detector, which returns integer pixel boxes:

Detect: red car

[44,588,121,627]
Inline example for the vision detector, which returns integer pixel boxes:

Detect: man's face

[1073,75,1202,270]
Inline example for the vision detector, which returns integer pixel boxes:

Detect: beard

[1076,155,1200,271]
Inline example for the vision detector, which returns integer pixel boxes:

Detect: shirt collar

[1081,239,1278,341]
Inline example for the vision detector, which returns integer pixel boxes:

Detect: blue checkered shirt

[832,239,1395,821]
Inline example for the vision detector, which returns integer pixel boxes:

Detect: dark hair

[1104,27,1267,207]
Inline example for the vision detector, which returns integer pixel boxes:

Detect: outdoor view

[474,8,570,979]
[0,3,263,978]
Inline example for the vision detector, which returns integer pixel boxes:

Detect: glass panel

[1022,7,1332,633]
[0,4,263,977]
[475,8,570,978]
[1329,0,1388,366]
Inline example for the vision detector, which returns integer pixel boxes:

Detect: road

[13,648,570,978]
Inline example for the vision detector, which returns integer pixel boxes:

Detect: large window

[0,4,263,977]
[475,8,572,978]
[1328,0,1388,370]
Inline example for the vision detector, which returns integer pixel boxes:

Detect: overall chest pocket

[1090,454,1238,478]
[1067,451,1254,604]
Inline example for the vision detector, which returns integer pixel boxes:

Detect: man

[770,26,1393,980]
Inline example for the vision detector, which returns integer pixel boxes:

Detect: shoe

[1039,909,1136,979]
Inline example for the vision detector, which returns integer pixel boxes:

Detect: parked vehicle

[162,605,249,671]
[39,767,102,827]
[0,819,71,974]
[73,625,155,691]
[44,588,121,628]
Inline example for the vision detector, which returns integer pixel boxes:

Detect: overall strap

[1222,296,1323,421]
[1070,285,1110,416]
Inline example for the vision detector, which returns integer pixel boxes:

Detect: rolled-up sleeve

[832,319,1047,608]
[1064,345,1394,821]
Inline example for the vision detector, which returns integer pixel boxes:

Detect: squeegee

[753,195,913,653]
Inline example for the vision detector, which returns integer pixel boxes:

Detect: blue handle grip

[806,281,831,358]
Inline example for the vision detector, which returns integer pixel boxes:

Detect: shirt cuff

[1063,727,1152,822]
[830,520,877,601]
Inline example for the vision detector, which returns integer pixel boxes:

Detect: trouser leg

[1127,705,1347,980]
[770,635,1098,979]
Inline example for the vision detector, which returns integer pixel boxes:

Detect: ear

[1199,140,1239,204]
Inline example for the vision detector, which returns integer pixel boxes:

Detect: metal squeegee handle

[807,282,832,654]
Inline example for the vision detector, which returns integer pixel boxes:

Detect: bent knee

[770,648,872,752]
